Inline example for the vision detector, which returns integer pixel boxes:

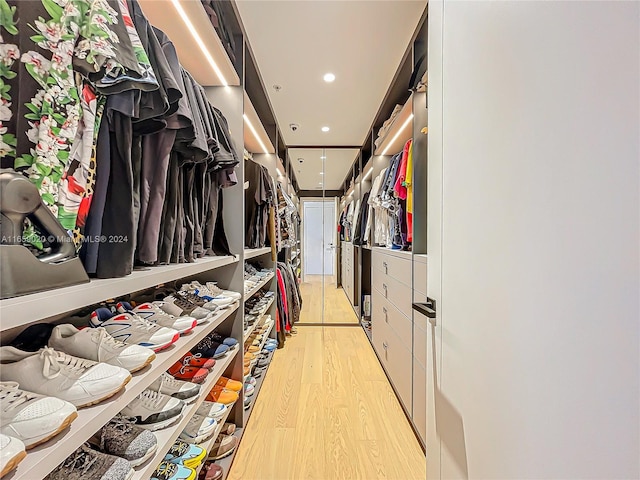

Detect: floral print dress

[1,0,156,244]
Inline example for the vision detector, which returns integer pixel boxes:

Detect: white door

[427,2,639,479]
[303,201,335,276]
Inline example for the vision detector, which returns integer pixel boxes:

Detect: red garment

[394,139,412,200]
[276,268,291,331]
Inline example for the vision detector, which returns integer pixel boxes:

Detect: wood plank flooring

[227,326,426,480]
[299,275,360,324]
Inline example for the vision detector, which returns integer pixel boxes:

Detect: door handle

[382,284,388,297]
[413,298,437,325]
[382,261,388,274]
[383,306,388,322]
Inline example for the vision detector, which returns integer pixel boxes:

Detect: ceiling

[289,148,359,190]
[236,0,426,189]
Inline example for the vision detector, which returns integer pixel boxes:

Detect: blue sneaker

[164,440,206,468]
[152,461,195,480]
[193,335,230,359]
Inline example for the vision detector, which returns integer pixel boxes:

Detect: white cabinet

[371,248,416,417]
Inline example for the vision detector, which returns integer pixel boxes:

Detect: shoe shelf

[9,303,239,480]
[243,247,271,260]
[193,404,234,478]
[132,348,239,480]
[0,255,238,331]
[244,272,275,301]
[255,319,275,354]
[242,296,275,341]
[244,349,275,423]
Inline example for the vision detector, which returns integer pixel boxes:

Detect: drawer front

[373,290,412,351]
[412,359,427,442]
[413,311,428,368]
[373,268,413,319]
[371,299,413,412]
[385,325,413,411]
[372,249,412,286]
[413,260,427,300]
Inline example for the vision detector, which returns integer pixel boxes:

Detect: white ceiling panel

[236,0,426,147]
[289,148,359,190]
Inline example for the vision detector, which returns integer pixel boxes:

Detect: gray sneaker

[90,415,157,467]
[46,443,133,480]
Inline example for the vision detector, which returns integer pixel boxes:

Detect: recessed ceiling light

[321,126,330,132]
[323,73,336,83]
[320,172,324,175]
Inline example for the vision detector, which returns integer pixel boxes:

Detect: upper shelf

[0,256,237,331]
[374,94,414,156]
[244,247,271,260]
[244,92,275,154]
[138,0,240,87]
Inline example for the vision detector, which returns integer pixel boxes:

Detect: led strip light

[243,114,270,154]
[171,0,228,87]
[381,113,414,155]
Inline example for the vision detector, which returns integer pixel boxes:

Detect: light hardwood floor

[298,275,360,324]
[227,326,426,480]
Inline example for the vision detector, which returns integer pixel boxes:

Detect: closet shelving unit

[0,255,236,332]
[0,292,240,480]
[0,0,301,477]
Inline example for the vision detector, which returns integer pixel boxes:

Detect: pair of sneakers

[120,372,201,431]
[91,305,182,353]
[0,381,78,452]
[46,443,136,480]
[0,345,132,409]
[154,438,210,480]
[205,377,241,406]
[180,282,239,309]
[10,321,157,374]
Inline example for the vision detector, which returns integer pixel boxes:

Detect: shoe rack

[0,1,296,478]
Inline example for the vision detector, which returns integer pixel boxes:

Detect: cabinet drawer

[373,290,412,351]
[373,268,413,319]
[372,249,412,286]
[413,359,426,443]
[413,311,428,368]
[413,259,427,300]
[372,316,413,411]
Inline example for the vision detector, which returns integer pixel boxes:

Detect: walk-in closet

[1,0,638,479]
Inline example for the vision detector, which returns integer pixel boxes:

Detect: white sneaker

[181,283,236,308]
[0,347,131,408]
[48,324,156,373]
[121,389,184,431]
[156,296,213,322]
[204,282,242,301]
[0,382,77,448]
[116,302,197,335]
[90,308,179,352]
[0,434,26,478]
[148,373,200,404]
[196,401,227,420]
[178,415,217,444]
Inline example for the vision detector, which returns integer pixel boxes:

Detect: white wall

[428,1,640,478]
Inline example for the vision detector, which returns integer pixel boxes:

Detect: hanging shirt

[394,139,412,200]
[406,140,414,243]
[4,0,157,231]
